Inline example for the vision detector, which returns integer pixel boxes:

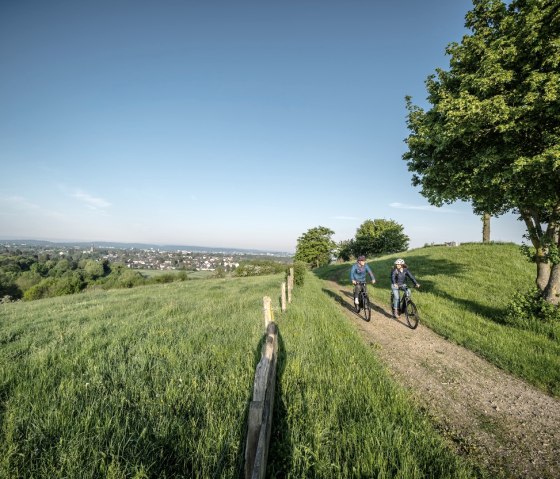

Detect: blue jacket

[350,263,375,283]
[391,267,418,287]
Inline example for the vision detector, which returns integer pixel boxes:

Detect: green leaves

[354,219,409,257]
[404,0,560,216]
[294,226,336,268]
[404,0,560,299]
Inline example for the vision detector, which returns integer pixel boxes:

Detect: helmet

[357,255,366,261]
[394,258,405,265]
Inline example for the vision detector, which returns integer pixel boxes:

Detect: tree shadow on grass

[418,279,506,321]
[314,256,467,285]
[315,256,507,324]
[321,287,394,321]
[321,287,355,314]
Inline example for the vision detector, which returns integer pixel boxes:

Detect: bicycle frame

[357,281,369,305]
[391,284,419,329]
[355,282,371,321]
[397,285,411,312]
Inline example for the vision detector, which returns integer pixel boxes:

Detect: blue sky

[0,0,526,252]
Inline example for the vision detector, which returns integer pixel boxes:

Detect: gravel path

[324,280,560,479]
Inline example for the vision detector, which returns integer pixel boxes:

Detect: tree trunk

[543,263,560,305]
[482,213,491,243]
[536,252,551,292]
[520,209,550,293]
[543,224,560,304]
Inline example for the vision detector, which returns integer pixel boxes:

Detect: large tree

[403,0,560,303]
[354,219,410,257]
[294,226,336,268]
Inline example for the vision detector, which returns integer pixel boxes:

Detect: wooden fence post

[281,282,286,312]
[263,296,272,330]
[245,322,278,479]
[287,267,293,303]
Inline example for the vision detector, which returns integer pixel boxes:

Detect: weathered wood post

[263,296,272,330]
[245,321,278,479]
[287,267,293,303]
[281,282,286,312]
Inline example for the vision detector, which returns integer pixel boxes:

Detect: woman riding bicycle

[391,258,420,318]
[350,255,376,306]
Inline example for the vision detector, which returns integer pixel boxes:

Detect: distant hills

[0,239,292,257]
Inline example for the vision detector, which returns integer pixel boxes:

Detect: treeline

[0,254,187,302]
[0,254,297,302]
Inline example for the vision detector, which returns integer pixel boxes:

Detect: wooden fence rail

[244,268,296,478]
[244,319,278,479]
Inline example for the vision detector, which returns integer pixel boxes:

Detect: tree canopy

[294,226,336,268]
[403,0,560,303]
[354,219,410,257]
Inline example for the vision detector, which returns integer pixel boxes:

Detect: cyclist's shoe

[392,308,398,318]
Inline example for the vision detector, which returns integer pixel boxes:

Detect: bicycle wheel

[354,293,361,313]
[404,300,419,329]
[362,295,371,321]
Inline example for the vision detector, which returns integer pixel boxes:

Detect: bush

[116,270,146,289]
[504,288,560,339]
[50,273,85,296]
[23,278,56,301]
[0,272,23,300]
[234,260,286,277]
[149,272,188,284]
[292,261,308,286]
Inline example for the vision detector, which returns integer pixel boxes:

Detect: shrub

[0,272,23,300]
[504,288,560,339]
[15,271,43,292]
[23,278,56,301]
[50,273,85,296]
[151,273,176,284]
[292,261,308,286]
[116,270,146,288]
[234,260,286,277]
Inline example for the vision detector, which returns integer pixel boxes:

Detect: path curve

[324,279,560,479]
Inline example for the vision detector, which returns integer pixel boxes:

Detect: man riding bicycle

[350,255,376,305]
[391,258,420,318]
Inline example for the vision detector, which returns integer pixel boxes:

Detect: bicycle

[354,281,372,321]
[390,284,419,329]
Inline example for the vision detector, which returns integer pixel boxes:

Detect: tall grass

[0,276,282,478]
[268,274,477,478]
[317,243,560,396]
[1,269,480,478]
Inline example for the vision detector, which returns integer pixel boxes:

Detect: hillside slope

[316,242,560,395]
[315,243,560,478]
[1,273,477,478]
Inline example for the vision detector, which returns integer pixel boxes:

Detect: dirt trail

[324,279,560,479]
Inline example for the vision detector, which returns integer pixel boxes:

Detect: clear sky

[0,0,527,252]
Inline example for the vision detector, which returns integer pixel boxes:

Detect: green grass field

[270,274,476,478]
[0,268,479,478]
[316,242,560,396]
[0,276,278,478]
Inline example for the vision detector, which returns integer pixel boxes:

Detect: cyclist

[350,255,376,306]
[391,258,420,317]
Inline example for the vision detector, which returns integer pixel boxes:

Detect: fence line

[245,319,278,479]
[244,268,296,478]
[287,267,293,303]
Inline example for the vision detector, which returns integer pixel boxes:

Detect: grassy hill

[316,242,560,396]
[3,242,557,478]
[1,271,478,478]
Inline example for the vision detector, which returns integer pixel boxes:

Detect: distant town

[0,240,293,273]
